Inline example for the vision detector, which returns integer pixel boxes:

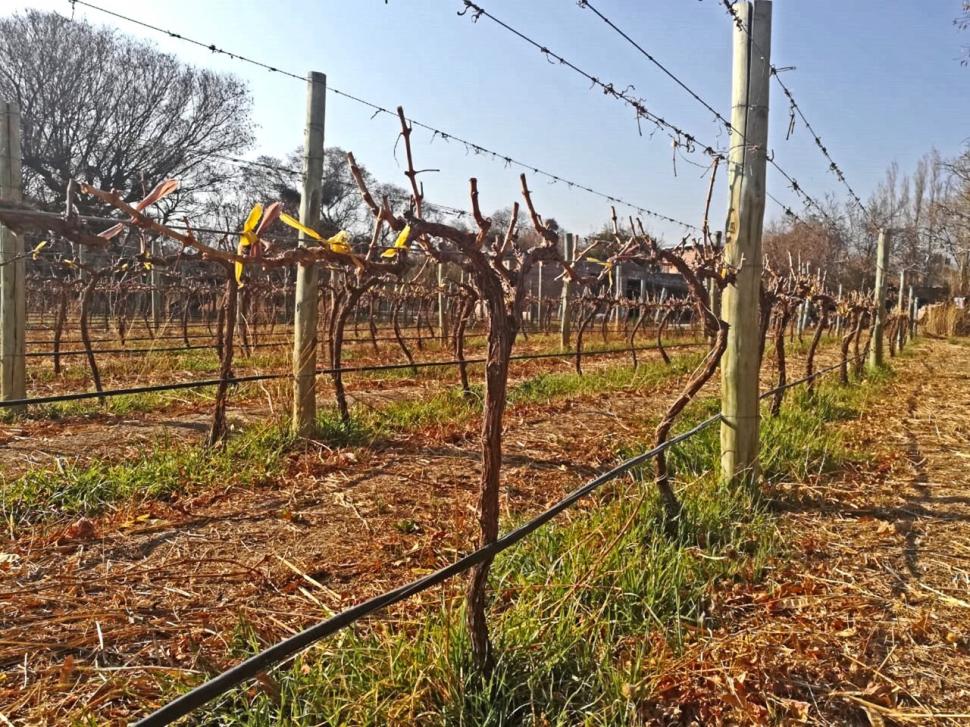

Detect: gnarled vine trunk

[209,271,238,446]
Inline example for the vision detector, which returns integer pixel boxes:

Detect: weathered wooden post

[560,232,574,350]
[292,71,326,436]
[655,287,668,323]
[720,0,771,487]
[536,261,543,329]
[868,229,890,369]
[0,101,25,411]
[150,236,162,331]
[909,286,917,340]
[896,270,905,351]
[835,282,843,336]
[614,261,623,330]
[437,262,448,344]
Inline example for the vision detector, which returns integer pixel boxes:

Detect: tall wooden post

[0,102,25,410]
[150,236,162,331]
[909,286,917,339]
[720,0,771,487]
[292,72,326,436]
[654,287,667,323]
[614,262,624,330]
[896,270,905,351]
[835,282,843,336]
[536,261,543,329]
[868,229,890,369]
[437,262,448,344]
[560,232,574,350]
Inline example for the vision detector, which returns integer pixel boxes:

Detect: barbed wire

[67,0,697,231]
[576,0,838,226]
[457,1,723,160]
[207,152,472,220]
[713,0,872,223]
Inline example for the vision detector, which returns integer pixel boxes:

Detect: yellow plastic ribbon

[278,212,324,242]
[236,204,263,286]
[586,257,614,272]
[278,213,362,266]
[381,225,412,258]
[326,230,351,255]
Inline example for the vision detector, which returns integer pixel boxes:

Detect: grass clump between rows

[2,353,695,526]
[186,372,876,726]
[1,425,292,530]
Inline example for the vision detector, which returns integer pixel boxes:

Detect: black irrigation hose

[133,411,724,727]
[757,357,846,399]
[24,340,289,358]
[135,350,865,725]
[0,342,704,409]
[23,333,457,357]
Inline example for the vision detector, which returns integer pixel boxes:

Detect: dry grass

[921,304,969,337]
[1,333,962,724]
[644,339,970,725]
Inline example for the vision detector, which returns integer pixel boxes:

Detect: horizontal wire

[68,0,696,231]
[579,0,836,225]
[0,341,704,408]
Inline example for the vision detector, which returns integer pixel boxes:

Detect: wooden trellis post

[0,101,25,411]
[909,285,917,340]
[437,262,448,344]
[835,282,843,336]
[614,260,623,329]
[536,261,543,328]
[560,232,574,350]
[868,229,890,369]
[896,270,905,351]
[720,0,772,487]
[150,236,162,331]
[292,72,326,436]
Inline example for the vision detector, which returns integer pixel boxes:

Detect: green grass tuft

[1,424,292,529]
[177,372,889,727]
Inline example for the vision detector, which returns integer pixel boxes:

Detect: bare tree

[0,10,253,215]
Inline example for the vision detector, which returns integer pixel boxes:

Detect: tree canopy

[0,10,253,214]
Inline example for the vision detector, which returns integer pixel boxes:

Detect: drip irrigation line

[0,341,703,409]
[132,411,724,727]
[68,0,694,231]
[133,345,865,726]
[757,355,857,399]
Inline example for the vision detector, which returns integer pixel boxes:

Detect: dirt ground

[0,340,699,723]
[1,338,967,724]
[647,338,970,725]
[0,327,702,478]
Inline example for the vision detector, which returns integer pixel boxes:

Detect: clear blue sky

[7,0,970,240]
